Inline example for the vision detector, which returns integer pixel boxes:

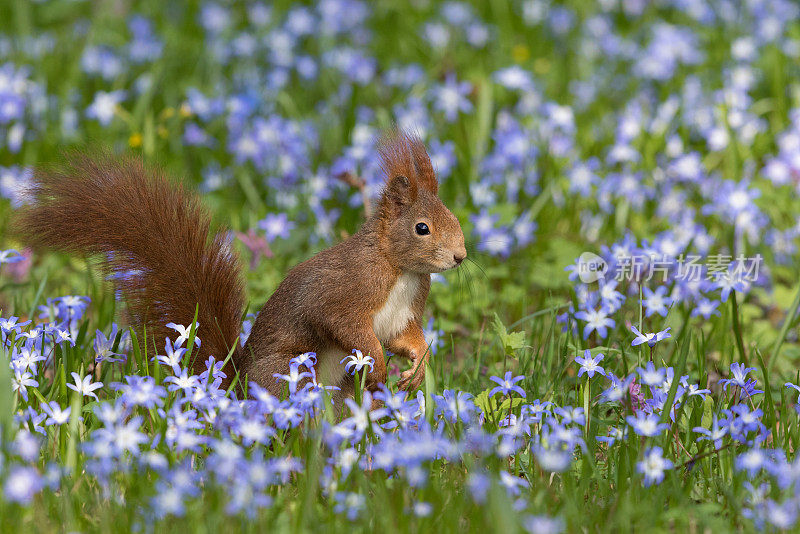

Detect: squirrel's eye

[415,222,430,236]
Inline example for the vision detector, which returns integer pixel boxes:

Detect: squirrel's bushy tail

[14,152,245,380]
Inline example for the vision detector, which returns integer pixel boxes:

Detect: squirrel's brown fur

[13,132,466,405]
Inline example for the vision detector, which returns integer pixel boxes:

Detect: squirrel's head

[376,131,466,274]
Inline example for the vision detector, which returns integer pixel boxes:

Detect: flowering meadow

[3,0,800,532]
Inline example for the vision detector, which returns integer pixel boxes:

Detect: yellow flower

[512,44,530,63]
[160,107,175,120]
[128,133,142,148]
[179,103,192,118]
[158,126,168,139]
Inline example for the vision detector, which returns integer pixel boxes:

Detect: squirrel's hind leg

[330,376,354,418]
[329,376,383,416]
[243,354,304,399]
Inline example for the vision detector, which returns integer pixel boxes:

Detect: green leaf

[497,396,526,413]
[0,344,14,444]
[491,312,526,355]
[755,349,777,435]
[424,362,436,425]
[701,395,714,429]
[769,281,800,374]
[473,388,498,419]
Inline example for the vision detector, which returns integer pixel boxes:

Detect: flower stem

[583,375,590,440]
[730,292,748,365]
[354,369,363,406]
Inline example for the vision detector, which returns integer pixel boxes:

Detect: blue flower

[0,248,23,265]
[290,352,317,369]
[682,379,711,399]
[630,325,671,347]
[596,426,627,447]
[574,350,606,378]
[258,212,295,242]
[693,416,728,450]
[157,338,186,372]
[598,280,624,310]
[272,363,312,395]
[0,315,31,338]
[574,306,616,339]
[477,227,514,258]
[691,298,720,319]
[729,404,766,435]
[786,382,800,414]
[716,272,748,303]
[641,286,672,317]
[637,447,673,486]
[342,392,388,438]
[626,413,669,437]
[432,74,473,122]
[600,373,636,403]
[467,471,490,503]
[740,379,764,398]
[41,401,71,426]
[93,324,125,363]
[272,401,304,430]
[112,375,166,409]
[735,448,767,477]
[107,416,148,455]
[554,406,586,426]
[166,321,201,348]
[66,372,103,401]
[520,399,552,422]
[532,443,573,473]
[11,345,45,376]
[3,466,43,504]
[719,362,757,391]
[493,66,535,91]
[488,371,526,398]
[434,390,477,423]
[637,361,666,387]
[164,368,200,393]
[427,139,456,180]
[333,491,365,521]
[499,470,529,496]
[151,481,186,519]
[412,501,433,517]
[339,349,375,376]
[127,16,163,63]
[765,499,798,530]
[81,46,123,80]
[523,515,565,534]
[423,317,444,356]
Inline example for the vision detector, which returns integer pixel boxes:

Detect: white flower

[86,90,126,126]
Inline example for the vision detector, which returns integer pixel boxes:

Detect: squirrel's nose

[454,252,466,265]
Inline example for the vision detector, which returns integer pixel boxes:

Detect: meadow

[1,0,800,531]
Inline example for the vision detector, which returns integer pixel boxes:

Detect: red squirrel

[13,132,466,405]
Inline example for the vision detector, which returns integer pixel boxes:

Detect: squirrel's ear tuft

[377,129,439,196]
[408,136,439,195]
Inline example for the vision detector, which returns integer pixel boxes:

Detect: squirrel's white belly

[315,274,419,388]
[373,272,420,343]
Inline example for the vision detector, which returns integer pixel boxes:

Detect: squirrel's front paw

[398,363,426,392]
